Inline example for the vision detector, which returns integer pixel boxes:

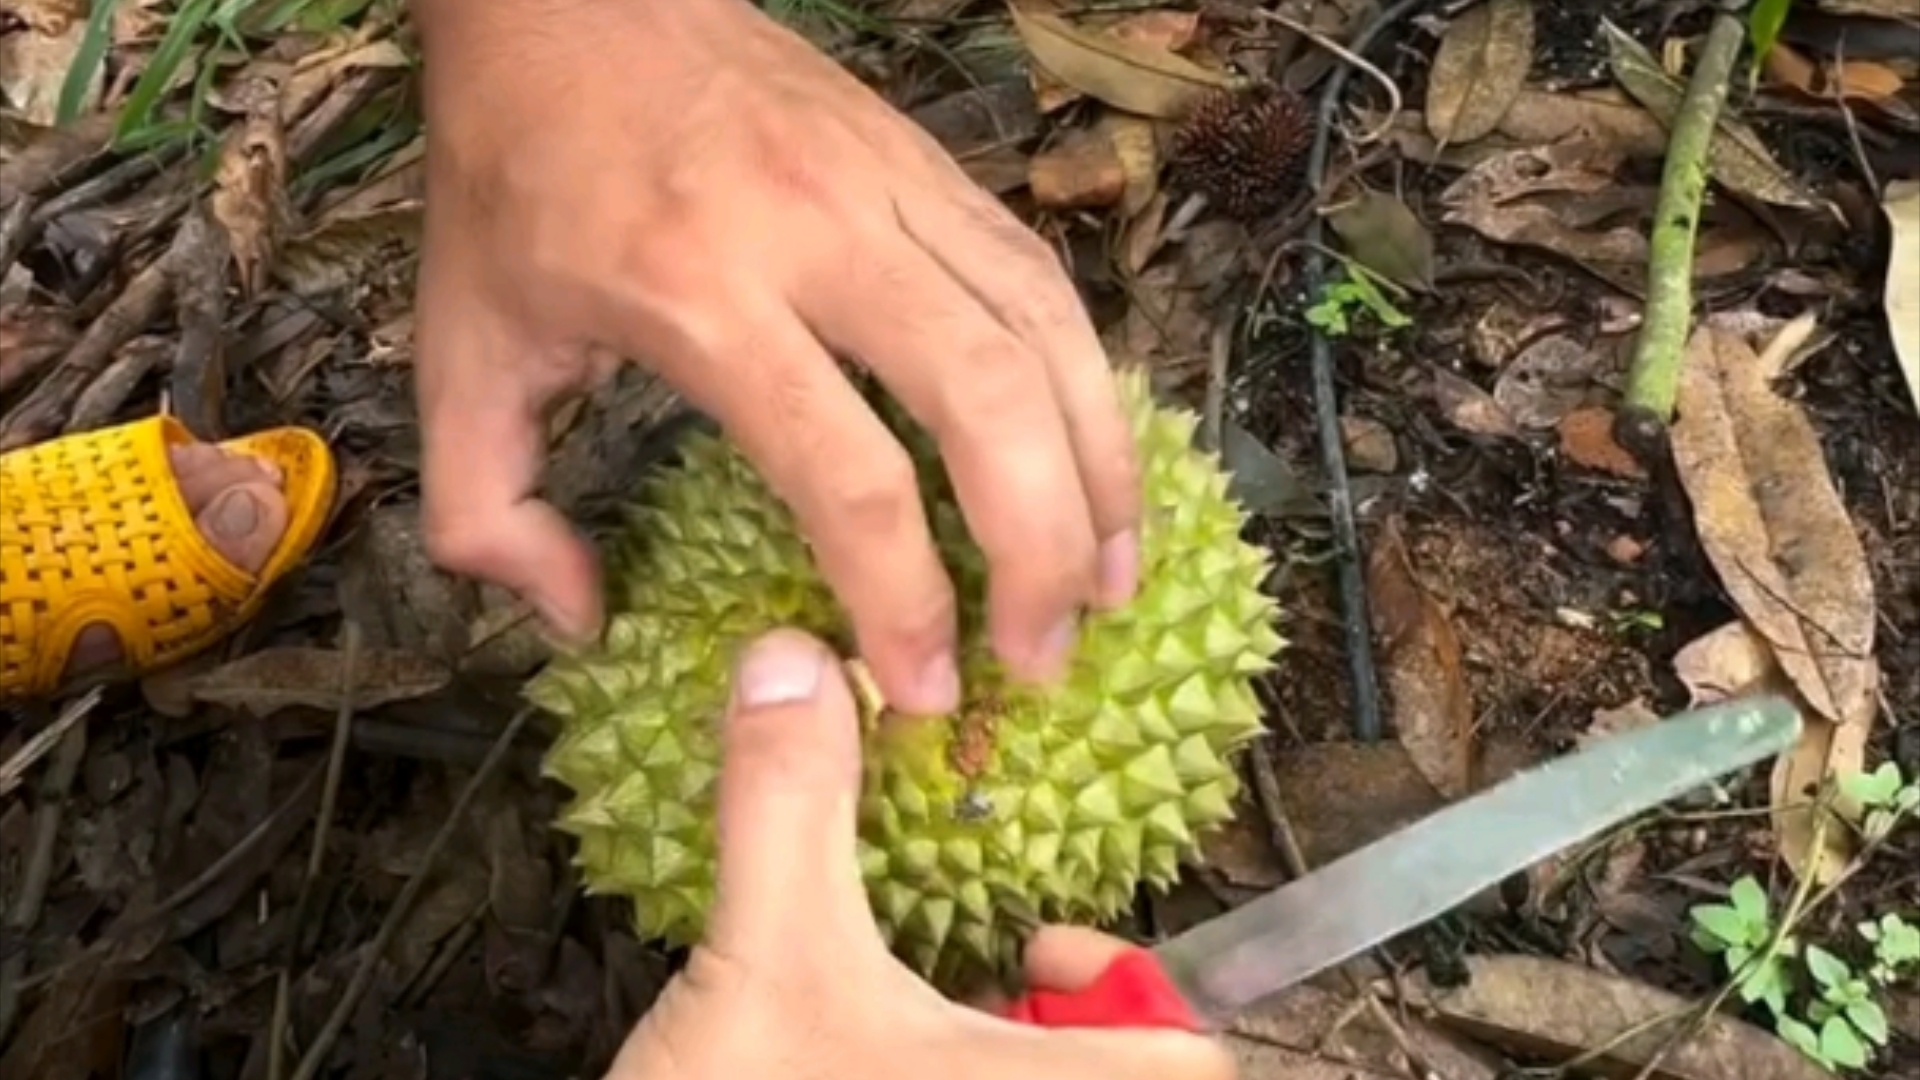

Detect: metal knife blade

[1152,695,1802,1028]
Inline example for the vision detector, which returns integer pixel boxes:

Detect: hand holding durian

[407,0,1142,715]
[606,628,1233,1080]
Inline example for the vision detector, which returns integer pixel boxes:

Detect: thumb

[413,274,603,642]
[707,628,880,959]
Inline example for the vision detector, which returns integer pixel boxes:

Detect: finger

[1021,925,1144,991]
[894,176,1143,608]
[413,280,603,642]
[630,300,962,716]
[798,235,1101,683]
[707,628,878,957]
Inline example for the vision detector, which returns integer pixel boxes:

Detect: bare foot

[60,443,290,680]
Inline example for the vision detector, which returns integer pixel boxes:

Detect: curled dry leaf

[1425,0,1536,145]
[1365,517,1477,800]
[1432,367,1520,436]
[210,73,291,299]
[1600,19,1825,212]
[1387,955,1834,1080]
[1008,3,1239,119]
[1881,179,1920,416]
[1669,319,1877,884]
[186,645,453,716]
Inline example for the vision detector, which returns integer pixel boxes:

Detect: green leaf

[1778,1015,1824,1063]
[55,0,123,126]
[114,0,221,149]
[1692,903,1749,947]
[1847,1000,1889,1046]
[1728,875,1770,927]
[1806,944,1850,989]
[1841,761,1903,806]
[1819,1015,1868,1070]
[1747,0,1793,71]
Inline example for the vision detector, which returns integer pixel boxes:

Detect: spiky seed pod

[1169,83,1315,222]
[526,365,1286,996]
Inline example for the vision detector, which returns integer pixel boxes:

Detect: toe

[197,480,289,574]
[62,623,125,681]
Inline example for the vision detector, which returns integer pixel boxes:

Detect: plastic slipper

[0,414,337,703]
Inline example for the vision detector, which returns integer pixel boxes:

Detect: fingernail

[208,491,259,540]
[735,631,826,708]
[1096,528,1139,605]
[918,651,961,711]
[1035,612,1079,674]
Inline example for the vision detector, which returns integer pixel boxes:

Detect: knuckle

[420,510,494,576]
[826,447,920,538]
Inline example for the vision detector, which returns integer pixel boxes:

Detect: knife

[998,695,1802,1032]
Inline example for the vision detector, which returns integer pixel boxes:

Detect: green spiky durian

[526,364,1284,993]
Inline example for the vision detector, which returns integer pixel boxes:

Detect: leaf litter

[3,3,1918,1080]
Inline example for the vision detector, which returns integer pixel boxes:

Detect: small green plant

[1747,0,1795,81]
[1304,259,1411,337]
[1688,760,1918,1073]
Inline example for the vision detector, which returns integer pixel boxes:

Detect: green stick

[1620,9,1749,429]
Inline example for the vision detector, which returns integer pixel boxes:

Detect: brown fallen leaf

[0,0,95,125]
[1366,517,1477,800]
[1432,367,1520,436]
[1099,112,1161,218]
[1492,334,1608,429]
[1441,140,1624,207]
[1601,20,1826,212]
[1230,981,1502,1080]
[1008,3,1240,120]
[1388,954,1832,1080]
[1764,40,1907,104]
[1028,127,1127,209]
[1425,0,1536,145]
[1440,184,1650,268]
[1670,318,1877,883]
[187,645,453,715]
[0,304,76,396]
[1558,406,1646,478]
[1470,298,1567,367]
[1325,184,1435,291]
[210,70,291,299]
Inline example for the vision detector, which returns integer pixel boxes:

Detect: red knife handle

[996,946,1204,1032]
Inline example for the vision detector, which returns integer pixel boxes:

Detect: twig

[0,707,89,1044]
[0,687,101,799]
[1201,318,1231,453]
[64,337,171,434]
[1618,9,1748,439]
[269,622,362,1080]
[1251,9,1404,144]
[1246,737,1309,881]
[286,705,536,1080]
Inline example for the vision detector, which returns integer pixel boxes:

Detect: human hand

[408,0,1142,715]
[609,626,1234,1080]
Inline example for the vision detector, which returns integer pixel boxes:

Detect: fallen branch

[1617,9,1748,449]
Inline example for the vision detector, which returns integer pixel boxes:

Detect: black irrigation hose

[1298,0,1429,744]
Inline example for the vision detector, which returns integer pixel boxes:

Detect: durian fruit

[526,363,1284,993]
[1169,82,1315,222]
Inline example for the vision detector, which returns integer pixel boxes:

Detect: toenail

[209,491,260,539]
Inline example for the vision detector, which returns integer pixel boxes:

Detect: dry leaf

[1099,112,1160,218]
[1763,40,1907,103]
[1229,981,1501,1080]
[1270,740,1449,869]
[210,73,290,299]
[0,0,95,124]
[1366,517,1476,800]
[1425,0,1536,144]
[1007,3,1238,119]
[1881,179,1920,416]
[1439,168,1651,270]
[1432,367,1519,436]
[1325,185,1435,290]
[1441,140,1624,206]
[1674,620,1784,705]
[1669,320,1878,883]
[1387,955,1834,1080]
[1558,406,1645,478]
[1600,19,1825,212]
[1492,334,1607,429]
[187,646,453,715]
[276,204,422,296]
[1028,128,1126,209]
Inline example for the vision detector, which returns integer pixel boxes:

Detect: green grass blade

[55,0,124,126]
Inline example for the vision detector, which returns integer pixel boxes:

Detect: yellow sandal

[0,414,337,703]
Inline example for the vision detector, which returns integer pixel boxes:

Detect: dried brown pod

[1168,83,1315,222]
